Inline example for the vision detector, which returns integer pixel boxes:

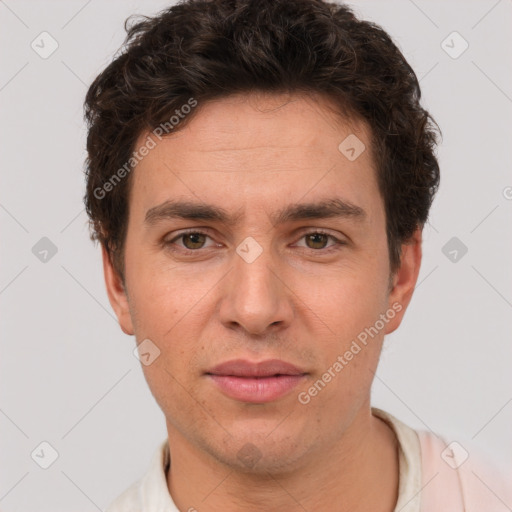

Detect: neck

[166,407,399,512]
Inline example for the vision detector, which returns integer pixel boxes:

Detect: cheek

[291,257,390,399]
[299,265,389,332]
[295,280,386,419]
[126,247,212,337]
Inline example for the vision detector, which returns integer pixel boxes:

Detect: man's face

[104,92,417,473]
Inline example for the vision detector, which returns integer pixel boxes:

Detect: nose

[218,239,294,336]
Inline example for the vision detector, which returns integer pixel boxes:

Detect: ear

[102,245,134,335]
[384,227,422,335]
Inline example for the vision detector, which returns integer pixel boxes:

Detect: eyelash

[163,228,346,255]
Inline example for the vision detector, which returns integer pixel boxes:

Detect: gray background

[1,0,511,510]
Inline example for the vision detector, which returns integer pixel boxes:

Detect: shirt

[105,408,511,511]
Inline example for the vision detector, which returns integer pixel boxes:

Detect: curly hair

[84,0,441,281]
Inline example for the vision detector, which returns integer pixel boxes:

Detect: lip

[206,359,307,403]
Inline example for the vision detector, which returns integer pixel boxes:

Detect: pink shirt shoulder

[418,429,511,512]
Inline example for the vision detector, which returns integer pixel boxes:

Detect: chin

[201,423,319,475]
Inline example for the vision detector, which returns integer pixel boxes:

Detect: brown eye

[163,229,220,254]
[294,230,345,253]
[304,233,330,249]
[181,232,207,250]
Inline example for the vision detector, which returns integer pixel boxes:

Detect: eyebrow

[144,197,366,227]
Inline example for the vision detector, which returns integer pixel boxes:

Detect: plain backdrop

[1,0,511,510]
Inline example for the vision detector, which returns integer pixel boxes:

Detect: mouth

[205,359,308,403]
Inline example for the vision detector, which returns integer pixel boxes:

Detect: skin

[103,92,422,511]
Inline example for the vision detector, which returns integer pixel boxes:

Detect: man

[83,0,510,510]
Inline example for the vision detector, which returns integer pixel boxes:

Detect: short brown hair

[84,0,441,281]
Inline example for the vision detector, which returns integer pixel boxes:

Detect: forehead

[130,92,379,217]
